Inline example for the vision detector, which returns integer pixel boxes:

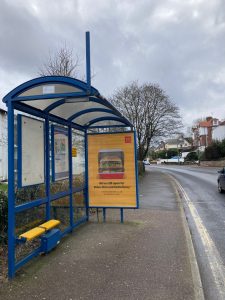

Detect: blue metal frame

[86,116,132,128]
[84,129,89,220]
[4,32,138,279]
[68,108,121,122]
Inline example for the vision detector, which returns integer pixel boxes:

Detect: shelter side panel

[88,132,137,208]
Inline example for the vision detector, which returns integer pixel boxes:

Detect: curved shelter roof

[3,76,132,130]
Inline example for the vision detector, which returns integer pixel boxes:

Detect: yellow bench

[19,219,60,241]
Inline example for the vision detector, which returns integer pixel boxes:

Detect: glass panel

[73,191,86,223]
[16,239,41,263]
[14,114,46,205]
[21,98,61,111]
[51,196,70,231]
[51,102,107,120]
[15,202,46,263]
[19,83,81,96]
[15,184,46,206]
[50,122,69,194]
[15,204,46,236]
[75,112,117,125]
[72,130,85,188]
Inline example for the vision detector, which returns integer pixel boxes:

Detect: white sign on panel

[21,116,45,186]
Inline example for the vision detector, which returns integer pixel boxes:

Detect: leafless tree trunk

[110,82,182,160]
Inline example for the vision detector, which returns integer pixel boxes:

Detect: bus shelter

[3,75,139,278]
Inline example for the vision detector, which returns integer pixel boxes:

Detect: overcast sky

[0,0,225,129]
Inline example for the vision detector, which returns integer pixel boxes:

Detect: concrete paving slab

[0,169,201,299]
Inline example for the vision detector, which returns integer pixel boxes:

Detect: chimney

[206,116,213,122]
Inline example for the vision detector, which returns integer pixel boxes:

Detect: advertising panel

[88,132,138,208]
[52,126,69,181]
[18,115,45,187]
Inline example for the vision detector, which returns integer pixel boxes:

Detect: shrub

[185,152,198,161]
[0,191,8,244]
[205,141,222,160]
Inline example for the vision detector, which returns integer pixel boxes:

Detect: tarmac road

[150,164,225,300]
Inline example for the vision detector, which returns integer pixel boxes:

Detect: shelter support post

[7,101,15,279]
[68,125,73,229]
[103,208,106,223]
[120,208,124,223]
[45,116,51,220]
[84,129,89,221]
[86,31,91,91]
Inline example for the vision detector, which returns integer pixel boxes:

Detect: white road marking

[174,178,225,300]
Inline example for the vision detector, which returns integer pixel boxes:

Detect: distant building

[192,116,219,151]
[212,121,225,141]
[155,141,165,152]
[164,135,192,151]
[0,108,7,180]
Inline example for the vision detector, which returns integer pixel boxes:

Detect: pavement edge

[166,173,205,300]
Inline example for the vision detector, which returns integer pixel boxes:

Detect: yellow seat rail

[18,219,60,241]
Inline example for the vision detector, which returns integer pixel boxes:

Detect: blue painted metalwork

[45,116,51,220]
[68,108,121,122]
[86,116,132,127]
[7,101,15,279]
[103,208,106,223]
[14,102,85,131]
[89,125,128,129]
[17,114,22,188]
[134,130,139,209]
[4,33,138,279]
[68,126,73,228]
[44,98,65,113]
[3,76,99,102]
[120,208,124,223]
[86,31,91,91]
[84,129,89,220]
[15,246,42,271]
[15,197,48,213]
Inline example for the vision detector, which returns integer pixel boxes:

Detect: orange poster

[88,132,138,208]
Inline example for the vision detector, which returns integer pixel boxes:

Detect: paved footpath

[0,169,203,300]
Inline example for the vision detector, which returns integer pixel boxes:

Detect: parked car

[143,159,150,165]
[217,167,225,193]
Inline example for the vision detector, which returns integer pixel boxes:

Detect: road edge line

[167,174,205,300]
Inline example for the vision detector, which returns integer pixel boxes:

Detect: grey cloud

[0,0,225,126]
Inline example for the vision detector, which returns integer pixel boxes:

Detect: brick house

[192,117,219,151]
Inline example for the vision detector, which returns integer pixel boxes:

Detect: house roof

[199,120,211,127]
[166,139,180,145]
[184,137,193,144]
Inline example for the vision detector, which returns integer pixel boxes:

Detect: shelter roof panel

[50,101,109,120]
[18,83,82,97]
[21,98,62,111]
[3,76,133,129]
[75,111,119,125]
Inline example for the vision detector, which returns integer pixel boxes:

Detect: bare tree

[110,82,182,160]
[39,43,81,78]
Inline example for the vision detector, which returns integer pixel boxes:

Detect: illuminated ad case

[88,132,138,208]
[51,126,69,181]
